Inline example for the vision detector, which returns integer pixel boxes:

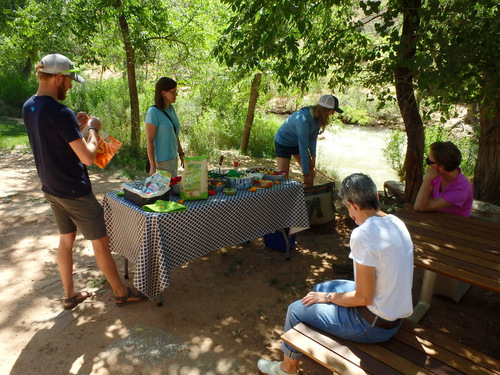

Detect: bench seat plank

[401,219,499,253]
[281,326,369,374]
[413,245,499,280]
[282,322,500,375]
[413,254,500,292]
[285,323,434,375]
[412,239,500,271]
[394,206,500,235]
[390,328,494,375]
[399,320,500,375]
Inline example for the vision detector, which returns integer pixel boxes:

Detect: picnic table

[393,204,500,322]
[102,179,310,302]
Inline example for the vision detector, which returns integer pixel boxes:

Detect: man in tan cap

[23,53,147,309]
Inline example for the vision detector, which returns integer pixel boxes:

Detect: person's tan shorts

[156,157,180,195]
[44,193,107,240]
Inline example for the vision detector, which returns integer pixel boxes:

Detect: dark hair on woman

[313,105,333,132]
[154,77,177,110]
[339,173,380,210]
[430,141,462,172]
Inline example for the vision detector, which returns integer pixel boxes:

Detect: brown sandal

[64,291,92,310]
[115,287,147,307]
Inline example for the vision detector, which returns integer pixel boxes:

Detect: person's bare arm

[414,168,452,212]
[145,122,157,175]
[177,136,185,169]
[70,117,101,166]
[301,262,376,307]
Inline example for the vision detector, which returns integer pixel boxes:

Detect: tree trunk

[473,100,500,203]
[395,0,424,203]
[116,2,141,155]
[22,57,32,79]
[240,72,262,153]
[464,103,479,127]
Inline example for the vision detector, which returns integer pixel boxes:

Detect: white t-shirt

[349,214,414,321]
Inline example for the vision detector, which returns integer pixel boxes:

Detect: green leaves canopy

[214,0,371,89]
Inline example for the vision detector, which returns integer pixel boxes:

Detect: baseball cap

[319,94,343,113]
[39,53,85,83]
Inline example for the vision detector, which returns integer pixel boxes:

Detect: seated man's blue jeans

[281,280,401,360]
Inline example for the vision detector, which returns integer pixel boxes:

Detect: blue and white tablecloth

[103,179,310,299]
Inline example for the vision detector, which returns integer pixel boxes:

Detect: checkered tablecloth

[103,179,310,299]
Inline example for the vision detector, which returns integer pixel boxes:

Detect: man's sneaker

[257,359,299,375]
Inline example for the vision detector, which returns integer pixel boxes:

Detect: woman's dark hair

[339,173,380,210]
[430,141,462,172]
[313,105,332,132]
[154,77,177,110]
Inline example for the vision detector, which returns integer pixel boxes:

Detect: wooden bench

[393,205,500,322]
[281,321,500,375]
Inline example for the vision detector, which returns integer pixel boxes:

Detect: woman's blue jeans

[281,280,401,360]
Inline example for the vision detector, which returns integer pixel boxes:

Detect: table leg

[124,258,129,279]
[278,228,291,260]
[408,270,436,323]
[157,293,163,307]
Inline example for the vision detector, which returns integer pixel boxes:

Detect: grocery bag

[180,155,208,201]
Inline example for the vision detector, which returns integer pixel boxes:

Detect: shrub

[0,71,38,117]
[383,123,478,181]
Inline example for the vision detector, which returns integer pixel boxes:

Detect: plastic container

[223,188,237,195]
[227,175,254,189]
[247,166,285,180]
[261,172,285,181]
[208,178,228,192]
[122,183,171,206]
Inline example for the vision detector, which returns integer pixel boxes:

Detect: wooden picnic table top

[393,205,500,293]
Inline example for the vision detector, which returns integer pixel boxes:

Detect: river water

[316,125,400,190]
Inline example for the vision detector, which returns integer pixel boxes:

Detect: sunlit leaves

[214,0,368,90]
[415,0,500,108]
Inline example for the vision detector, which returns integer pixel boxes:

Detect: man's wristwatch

[325,293,332,303]
[88,126,98,132]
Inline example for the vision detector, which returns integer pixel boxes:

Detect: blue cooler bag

[264,228,296,252]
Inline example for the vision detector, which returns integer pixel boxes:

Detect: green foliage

[423,124,478,178]
[0,0,490,187]
[339,86,401,126]
[178,68,278,159]
[248,113,281,158]
[383,130,407,181]
[0,70,38,117]
[107,143,148,180]
[384,122,479,180]
[65,77,132,143]
[415,0,500,106]
[0,118,30,149]
[214,0,366,90]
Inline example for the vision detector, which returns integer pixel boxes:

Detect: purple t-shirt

[430,169,473,217]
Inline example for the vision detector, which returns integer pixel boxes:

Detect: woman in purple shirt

[414,141,473,217]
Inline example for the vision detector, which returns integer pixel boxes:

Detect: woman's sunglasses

[425,156,436,165]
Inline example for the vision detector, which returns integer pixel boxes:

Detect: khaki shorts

[156,157,180,195]
[44,193,107,240]
[156,157,178,177]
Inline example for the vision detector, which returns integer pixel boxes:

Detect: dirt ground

[0,150,498,375]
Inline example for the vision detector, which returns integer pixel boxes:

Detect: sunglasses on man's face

[425,156,436,165]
